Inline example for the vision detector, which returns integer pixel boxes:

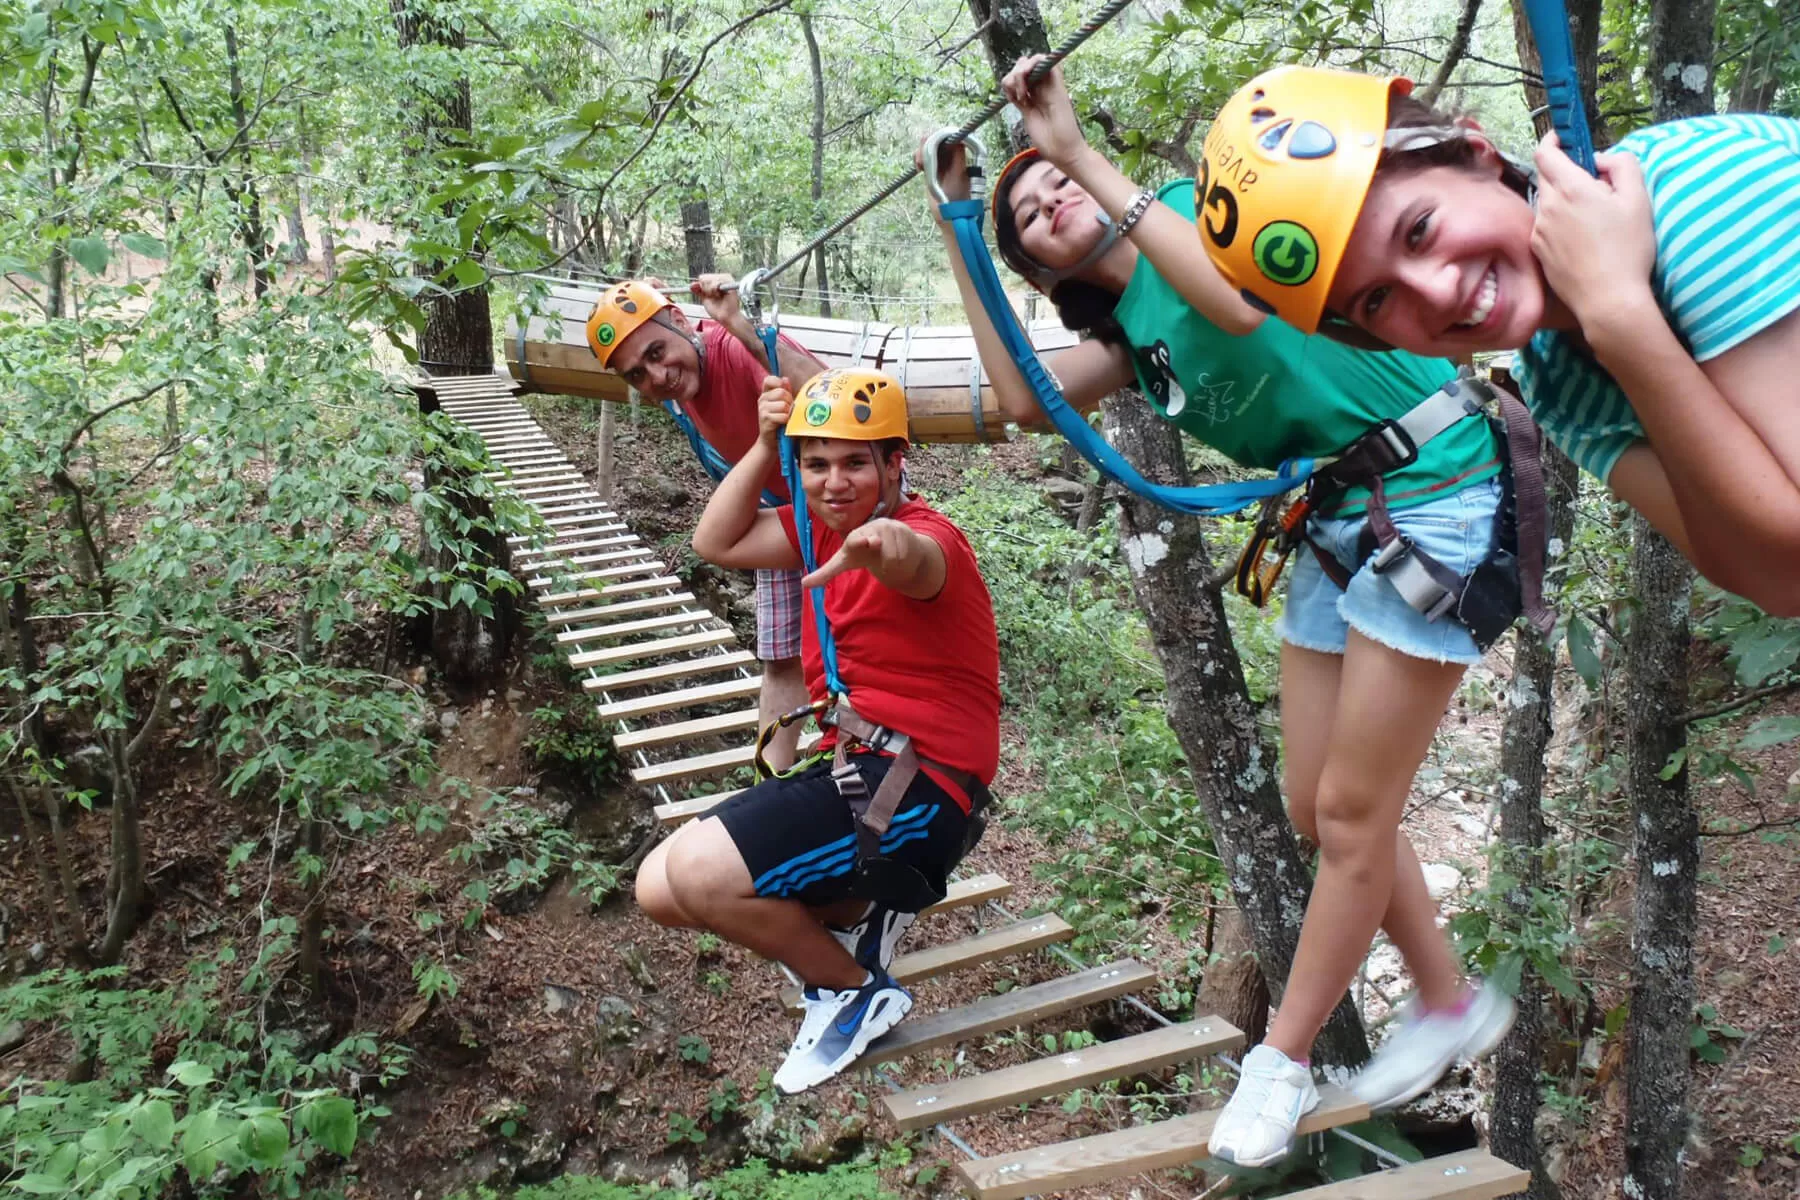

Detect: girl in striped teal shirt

[1202,69,1800,614]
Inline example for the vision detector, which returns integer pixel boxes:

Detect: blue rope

[761,322,847,698]
[940,200,1317,515]
[663,403,784,507]
[1521,0,1597,173]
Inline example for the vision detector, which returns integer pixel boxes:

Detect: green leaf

[121,233,167,259]
[1733,621,1800,685]
[180,1108,226,1180]
[1740,715,1800,750]
[68,236,111,275]
[298,1096,358,1157]
[1566,615,1601,686]
[15,1176,68,1195]
[238,1114,289,1170]
[449,259,487,288]
[167,1060,216,1087]
[132,1099,176,1149]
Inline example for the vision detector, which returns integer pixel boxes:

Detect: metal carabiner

[735,266,778,330]
[922,127,987,208]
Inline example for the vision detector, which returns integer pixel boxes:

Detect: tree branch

[58,377,184,461]
[1419,0,1484,105]
[1679,679,1800,725]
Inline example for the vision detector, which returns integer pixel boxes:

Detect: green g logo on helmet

[1251,221,1319,286]
[595,323,617,346]
[804,399,832,426]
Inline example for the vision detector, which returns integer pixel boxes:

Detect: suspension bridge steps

[420,371,1529,1200]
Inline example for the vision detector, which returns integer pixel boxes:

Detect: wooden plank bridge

[421,368,1529,1199]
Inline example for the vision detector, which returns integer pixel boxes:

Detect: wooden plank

[540,591,697,628]
[780,915,1074,1012]
[884,1017,1245,1130]
[542,513,627,529]
[568,574,684,600]
[538,561,671,605]
[849,960,1157,1072]
[925,872,1012,915]
[531,499,617,519]
[956,1084,1368,1200]
[630,730,819,787]
[499,474,585,490]
[597,673,762,720]
[613,707,760,751]
[1274,1152,1530,1200]
[518,534,639,561]
[566,627,733,669]
[526,550,656,588]
[650,790,746,826]
[510,480,593,498]
[487,461,571,476]
[525,546,653,572]
[555,610,715,646]
[579,647,755,692]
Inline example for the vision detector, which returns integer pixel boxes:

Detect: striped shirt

[1514,113,1800,482]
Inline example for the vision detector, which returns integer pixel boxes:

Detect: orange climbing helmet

[1199,66,1413,334]
[585,279,675,368]
[786,368,910,444]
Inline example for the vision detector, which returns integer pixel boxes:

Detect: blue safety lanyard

[1521,0,1597,173]
[758,322,848,698]
[663,400,786,508]
[938,198,1318,516]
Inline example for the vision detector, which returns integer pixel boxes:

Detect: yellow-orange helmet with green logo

[786,368,910,444]
[1200,65,1412,334]
[585,279,674,368]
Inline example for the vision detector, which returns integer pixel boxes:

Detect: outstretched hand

[1531,134,1656,335]
[801,518,913,589]
[1001,55,1089,169]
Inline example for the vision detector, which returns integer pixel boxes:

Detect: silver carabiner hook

[736,266,777,329]
[923,127,986,208]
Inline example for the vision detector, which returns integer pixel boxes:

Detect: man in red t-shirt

[635,367,1000,1095]
[586,276,827,769]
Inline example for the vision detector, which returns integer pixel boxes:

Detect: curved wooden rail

[504,282,1093,444]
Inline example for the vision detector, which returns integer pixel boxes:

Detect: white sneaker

[827,904,917,973]
[772,969,912,1095]
[1350,977,1516,1112]
[1207,1044,1321,1168]
[775,985,854,1079]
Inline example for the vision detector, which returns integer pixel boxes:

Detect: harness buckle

[830,761,869,801]
[1369,533,1415,574]
[1371,421,1419,472]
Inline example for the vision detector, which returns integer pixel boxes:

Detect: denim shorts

[1278,478,1503,666]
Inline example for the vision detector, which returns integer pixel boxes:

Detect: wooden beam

[955,1085,1368,1200]
[597,673,762,720]
[613,707,760,751]
[539,591,697,628]
[555,610,716,646]
[884,1017,1244,1130]
[848,960,1157,1071]
[1272,1152,1531,1200]
[630,729,818,787]
[580,647,755,691]
[780,915,1074,1012]
[566,627,735,670]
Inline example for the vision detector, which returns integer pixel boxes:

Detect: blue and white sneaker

[772,969,913,1095]
[828,904,917,973]
[1207,1044,1321,1168]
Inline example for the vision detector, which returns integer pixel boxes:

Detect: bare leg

[659,816,866,990]
[758,657,808,773]
[1265,632,1466,1060]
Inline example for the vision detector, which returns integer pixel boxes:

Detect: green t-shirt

[1112,180,1501,513]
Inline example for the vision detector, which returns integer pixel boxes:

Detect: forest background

[3,1,1799,1199]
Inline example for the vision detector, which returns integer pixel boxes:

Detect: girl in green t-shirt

[927,57,1516,1168]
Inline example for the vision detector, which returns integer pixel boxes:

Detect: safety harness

[1236,371,1554,650]
[740,279,990,910]
[925,128,1554,650]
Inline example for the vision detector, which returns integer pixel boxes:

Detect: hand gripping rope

[923,128,1320,517]
[738,269,848,703]
[1521,0,1597,173]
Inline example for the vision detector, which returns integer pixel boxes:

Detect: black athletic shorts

[706,753,970,909]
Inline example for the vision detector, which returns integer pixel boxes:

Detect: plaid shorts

[754,567,804,661]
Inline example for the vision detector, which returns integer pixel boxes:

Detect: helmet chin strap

[648,310,706,385]
[1022,209,1120,293]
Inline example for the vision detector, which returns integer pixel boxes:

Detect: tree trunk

[1105,395,1367,1068]
[1617,15,1711,1198]
[1490,445,1578,1200]
[223,27,273,298]
[681,198,716,277]
[597,401,617,501]
[286,201,310,265]
[1196,904,1270,1048]
[800,13,831,317]
[1509,0,1609,144]
[90,728,144,966]
[1622,520,1696,1200]
[393,0,493,374]
[967,0,1051,153]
